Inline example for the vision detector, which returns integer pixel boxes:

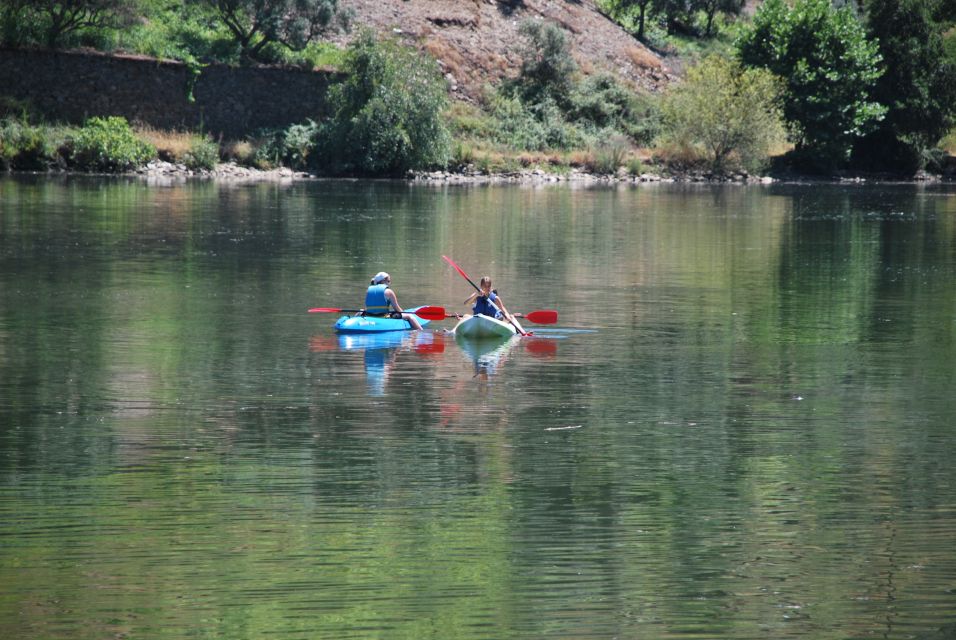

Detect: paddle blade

[523,310,558,324]
[442,255,473,282]
[413,306,448,321]
[308,307,344,313]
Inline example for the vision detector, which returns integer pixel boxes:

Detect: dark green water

[1,175,955,639]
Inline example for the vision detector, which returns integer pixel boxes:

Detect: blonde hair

[479,276,492,288]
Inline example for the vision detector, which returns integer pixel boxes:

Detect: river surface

[1,175,955,639]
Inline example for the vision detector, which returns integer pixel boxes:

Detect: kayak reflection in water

[364,271,422,330]
[337,332,444,396]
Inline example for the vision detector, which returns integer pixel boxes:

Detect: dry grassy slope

[337,0,679,100]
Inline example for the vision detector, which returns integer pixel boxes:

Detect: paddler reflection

[454,334,518,381]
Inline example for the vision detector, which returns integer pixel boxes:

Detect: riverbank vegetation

[0,0,954,178]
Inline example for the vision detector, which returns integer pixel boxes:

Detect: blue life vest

[365,284,391,315]
[473,292,501,318]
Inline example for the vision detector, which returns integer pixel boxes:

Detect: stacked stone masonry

[0,48,337,137]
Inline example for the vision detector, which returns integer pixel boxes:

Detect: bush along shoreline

[2,111,950,185]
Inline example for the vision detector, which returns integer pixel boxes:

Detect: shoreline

[3,160,952,186]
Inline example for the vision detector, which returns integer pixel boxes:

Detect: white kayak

[453,313,524,339]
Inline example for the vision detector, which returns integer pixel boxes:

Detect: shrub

[941,128,956,156]
[626,155,645,175]
[509,20,578,107]
[244,123,318,170]
[0,117,61,171]
[282,120,319,169]
[247,129,284,169]
[182,137,220,170]
[136,127,195,161]
[448,101,496,139]
[660,55,786,173]
[568,74,635,131]
[316,31,451,175]
[590,135,631,174]
[69,116,155,172]
[652,140,710,171]
[452,141,476,168]
[568,73,663,145]
[224,140,255,165]
[487,94,586,151]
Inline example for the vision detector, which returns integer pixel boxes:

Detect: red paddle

[442,255,534,336]
[307,305,448,321]
[516,310,558,324]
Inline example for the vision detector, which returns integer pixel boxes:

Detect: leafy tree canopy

[661,54,786,173]
[0,0,135,48]
[737,0,885,170]
[855,0,956,170]
[316,31,451,176]
[194,0,346,63]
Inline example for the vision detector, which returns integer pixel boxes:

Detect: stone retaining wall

[0,48,338,137]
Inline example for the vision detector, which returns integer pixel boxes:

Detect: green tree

[653,0,695,34]
[196,0,344,63]
[698,0,745,36]
[510,20,578,107]
[316,31,451,176]
[606,0,655,40]
[737,0,885,170]
[0,0,135,48]
[854,0,956,171]
[660,54,786,172]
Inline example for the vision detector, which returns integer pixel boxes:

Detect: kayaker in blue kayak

[364,271,422,330]
[464,276,512,320]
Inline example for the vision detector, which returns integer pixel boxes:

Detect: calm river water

[1,175,955,639]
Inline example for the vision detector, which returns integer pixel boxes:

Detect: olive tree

[197,0,345,62]
[0,0,135,48]
[510,20,578,107]
[661,55,786,173]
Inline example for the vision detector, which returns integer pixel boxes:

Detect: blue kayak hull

[334,306,431,333]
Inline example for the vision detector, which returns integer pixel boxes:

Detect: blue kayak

[334,306,432,334]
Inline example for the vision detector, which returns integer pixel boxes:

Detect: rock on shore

[138,160,309,181]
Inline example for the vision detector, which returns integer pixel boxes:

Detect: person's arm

[492,294,509,316]
[464,291,478,305]
[387,289,422,329]
[385,289,403,313]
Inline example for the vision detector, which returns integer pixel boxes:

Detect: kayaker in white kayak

[464,276,512,320]
[363,271,422,330]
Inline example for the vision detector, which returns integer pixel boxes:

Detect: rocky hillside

[336,0,679,101]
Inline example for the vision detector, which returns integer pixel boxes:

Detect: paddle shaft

[308,306,446,321]
[442,255,482,294]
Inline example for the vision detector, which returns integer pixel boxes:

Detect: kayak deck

[453,313,522,339]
